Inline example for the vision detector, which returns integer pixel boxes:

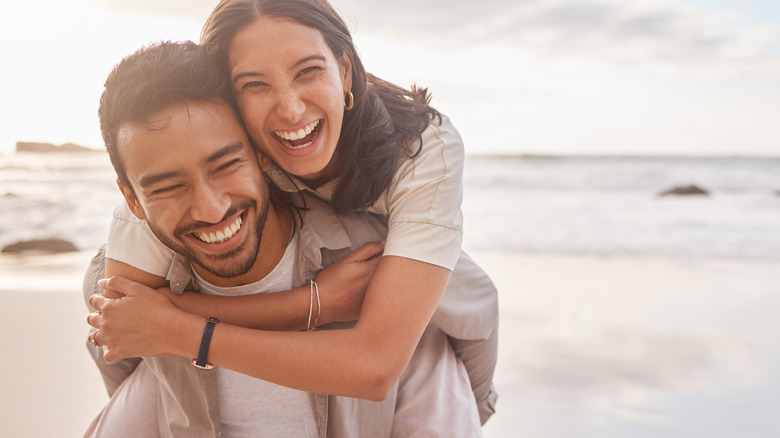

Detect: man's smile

[195,215,243,244]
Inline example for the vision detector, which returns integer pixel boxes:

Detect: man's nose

[190,181,231,224]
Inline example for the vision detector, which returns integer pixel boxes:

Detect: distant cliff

[15,141,97,153]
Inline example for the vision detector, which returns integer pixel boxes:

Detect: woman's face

[228,17,352,184]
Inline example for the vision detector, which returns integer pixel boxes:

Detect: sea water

[462,155,780,260]
[1,151,780,260]
[0,152,120,251]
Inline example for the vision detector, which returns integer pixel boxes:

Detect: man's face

[117,100,269,280]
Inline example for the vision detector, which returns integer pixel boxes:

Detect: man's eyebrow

[204,142,244,165]
[138,143,244,189]
[232,54,327,85]
[139,170,183,189]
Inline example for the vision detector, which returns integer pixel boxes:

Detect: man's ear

[117,179,146,220]
[255,150,273,172]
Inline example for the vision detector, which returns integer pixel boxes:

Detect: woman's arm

[160,242,382,330]
[103,242,382,331]
[208,256,452,400]
[105,258,168,291]
[106,257,310,331]
[90,255,449,401]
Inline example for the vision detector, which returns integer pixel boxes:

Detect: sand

[0,251,107,437]
[477,252,780,438]
[1,250,778,437]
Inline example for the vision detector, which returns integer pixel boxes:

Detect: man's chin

[158,236,258,279]
[191,256,256,279]
[188,243,258,278]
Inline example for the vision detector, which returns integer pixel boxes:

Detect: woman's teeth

[275,120,319,141]
[274,120,320,148]
[197,216,242,244]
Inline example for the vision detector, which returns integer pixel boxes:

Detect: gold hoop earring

[344,91,354,111]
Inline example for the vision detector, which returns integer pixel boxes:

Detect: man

[83,41,482,437]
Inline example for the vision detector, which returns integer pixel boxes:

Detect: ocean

[2,151,779,260]
[462,154,780,260]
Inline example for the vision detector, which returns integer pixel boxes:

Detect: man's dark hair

[98,40,236,189]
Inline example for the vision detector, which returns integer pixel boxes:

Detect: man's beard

[148,199,269,278]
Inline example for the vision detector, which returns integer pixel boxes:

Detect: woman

[89,0,497,424]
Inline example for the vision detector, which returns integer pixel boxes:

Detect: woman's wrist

[174,291,220,319]
[169,310,211,358]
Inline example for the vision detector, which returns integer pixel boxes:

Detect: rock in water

[15,141,94,153]
[659,184,709,197]
[2,238,79,254]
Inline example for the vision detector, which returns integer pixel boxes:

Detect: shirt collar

[265,163,339,202]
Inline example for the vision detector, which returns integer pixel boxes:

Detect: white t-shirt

[192,238,318,437]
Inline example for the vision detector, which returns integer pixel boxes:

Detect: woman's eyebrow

[232,54,327,85]
[292,54,326,69]
[232,70,262,85]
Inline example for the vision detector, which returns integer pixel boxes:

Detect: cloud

[348,0,780,75]
[94,0,216,20]
[88,0,780,75]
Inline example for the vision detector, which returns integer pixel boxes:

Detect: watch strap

[192,317,219,369]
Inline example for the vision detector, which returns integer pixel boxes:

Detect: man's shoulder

[295,194,387,252]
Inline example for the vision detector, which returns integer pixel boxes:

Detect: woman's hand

[87,276,193,362]
[315,241,384,324]
[154,286,179,302]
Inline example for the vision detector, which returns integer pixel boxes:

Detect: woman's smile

[272,119,321,149]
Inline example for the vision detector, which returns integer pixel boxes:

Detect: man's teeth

[275,120,319,141]
[197,216,242,244]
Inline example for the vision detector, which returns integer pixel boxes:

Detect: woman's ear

[117,179,146,220]
[339,53,353,93]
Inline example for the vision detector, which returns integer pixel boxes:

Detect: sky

[1,0,779,156]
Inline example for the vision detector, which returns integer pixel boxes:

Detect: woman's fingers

[103,347,119,362]
[347,241,385,262]
[86,276,180,361]
[88,293,108,311]
[99,276,140,295]
[86,310,101,329]
[98,276,123,298]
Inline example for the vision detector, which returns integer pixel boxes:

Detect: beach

[0,251,107,437]
[478,251,780,437]
[1,249,778,437]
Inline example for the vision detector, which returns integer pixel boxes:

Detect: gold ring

[90,329,102,347]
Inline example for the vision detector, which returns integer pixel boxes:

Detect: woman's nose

[274,87,306,123]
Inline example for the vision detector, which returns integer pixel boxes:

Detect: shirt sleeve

[374,113,465,270]
[105,202,175,278]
